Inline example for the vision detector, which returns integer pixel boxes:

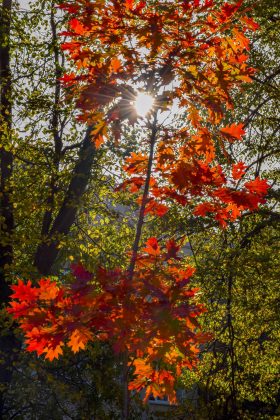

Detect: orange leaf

[125,0,134,9]
[144,199,168,217]
[124,152,148,174]
[68,328,93,353]
[95,134,104,148]
[59,73,76,86]
[58,3,80,13]
[44,344,64,361]
[38,279,60,300]
[220,123,245,141]
[111,57,122,73]
[166,239,180,259]
[233,28,250,51]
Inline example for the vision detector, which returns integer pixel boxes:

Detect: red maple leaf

[10,280,38,302]
[144,199,168,217]
[232,162,247,180]
[193,202,215,217]
[244,177,269,195]
[57,3,80,14]
[143,237,161,256]
[69,18,86,36]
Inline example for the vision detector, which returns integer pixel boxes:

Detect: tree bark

[40,2,63,238]
[0,0,19,416]
[34,125,96,275]
[0,0,13,299]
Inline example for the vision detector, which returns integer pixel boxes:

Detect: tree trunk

[0,0,13,297]
[34,126,96,275]
[0,0,19,416]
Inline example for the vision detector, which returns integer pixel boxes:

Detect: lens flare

[134,92,154,117]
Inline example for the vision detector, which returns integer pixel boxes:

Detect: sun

[134,92,154,117]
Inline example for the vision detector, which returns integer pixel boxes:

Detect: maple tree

[6,0,270,417]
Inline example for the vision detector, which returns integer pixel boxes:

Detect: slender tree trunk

[40,1,63,237]
[122,112,158,419]
[127,112,158,279]
[0,1,18,416]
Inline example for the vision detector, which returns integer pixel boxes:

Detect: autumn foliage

[57,0,268,226]
[8,239,208,402]
[8,0,269,406]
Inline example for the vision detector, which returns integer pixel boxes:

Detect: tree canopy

[0,0,279,418]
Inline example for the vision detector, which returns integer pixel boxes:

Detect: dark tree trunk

[0,0,13,298]
[0,1,19,416]
[34,126,96,275]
